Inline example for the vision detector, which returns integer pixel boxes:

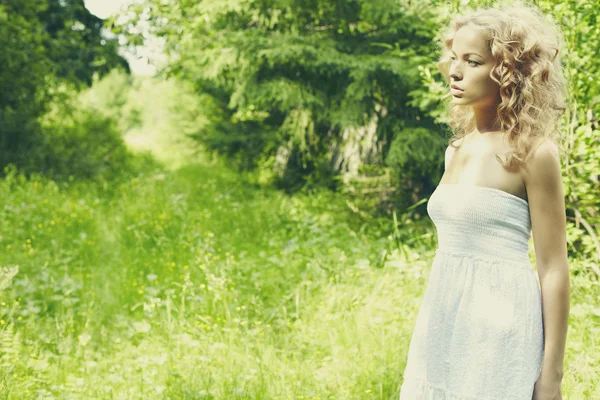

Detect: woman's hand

[532,371,563,400]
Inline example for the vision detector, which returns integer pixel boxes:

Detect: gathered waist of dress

[435,247,533,270]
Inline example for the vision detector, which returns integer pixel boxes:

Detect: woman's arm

[524,140,570,381]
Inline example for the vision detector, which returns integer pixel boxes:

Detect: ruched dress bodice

[430,184,531,265]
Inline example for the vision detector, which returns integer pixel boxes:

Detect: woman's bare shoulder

[445,136,464,171]
[447,135,466,152]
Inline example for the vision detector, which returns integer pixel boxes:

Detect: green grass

[0,160,598,399]
[0,160,426,399]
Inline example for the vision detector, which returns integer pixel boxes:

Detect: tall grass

[0,159,598,399]
[0,159,429,399]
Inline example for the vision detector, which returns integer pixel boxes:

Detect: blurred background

[0,0,598,398]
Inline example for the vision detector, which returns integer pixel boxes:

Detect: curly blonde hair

[437,1,568,168]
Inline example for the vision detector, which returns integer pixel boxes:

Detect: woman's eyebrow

[450,49,483,58]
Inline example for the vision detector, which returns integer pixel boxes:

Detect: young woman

[399,2,570,400]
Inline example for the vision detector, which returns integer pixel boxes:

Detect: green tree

[116,0,447,192]
[0,0,128,172]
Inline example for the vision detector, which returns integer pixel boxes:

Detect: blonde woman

[399,2,570,399]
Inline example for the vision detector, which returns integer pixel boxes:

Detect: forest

[0,0,598,398]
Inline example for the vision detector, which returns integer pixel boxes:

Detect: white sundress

[399,183,544,400]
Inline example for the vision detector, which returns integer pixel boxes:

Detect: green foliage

[38,107,134,181]
[0,266,19,293]
[3,71,142,182]
[537,0,600,275]
[562,123,600,273]
[0,1,50,171]
[385,127,448,207]
[79,70,143,134]
[0,0,127,174]
[116,0,443,189]
[38,0,130,86]
[186,84,280,171]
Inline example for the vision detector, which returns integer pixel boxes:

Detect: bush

[36,106,135,181]
[385,127,447,203]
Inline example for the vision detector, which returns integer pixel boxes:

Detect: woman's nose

[449,61,462,81]
[449,67,462,81]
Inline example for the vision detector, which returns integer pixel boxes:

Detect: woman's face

[448,25,500,109]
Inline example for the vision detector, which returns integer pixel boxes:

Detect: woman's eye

[449,56,479,66]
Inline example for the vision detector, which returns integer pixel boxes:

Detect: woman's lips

[450,87,464,96]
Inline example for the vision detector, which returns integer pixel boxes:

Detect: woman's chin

[451,96,469,105]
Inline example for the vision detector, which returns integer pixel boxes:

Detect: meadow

[1,155,599,399]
